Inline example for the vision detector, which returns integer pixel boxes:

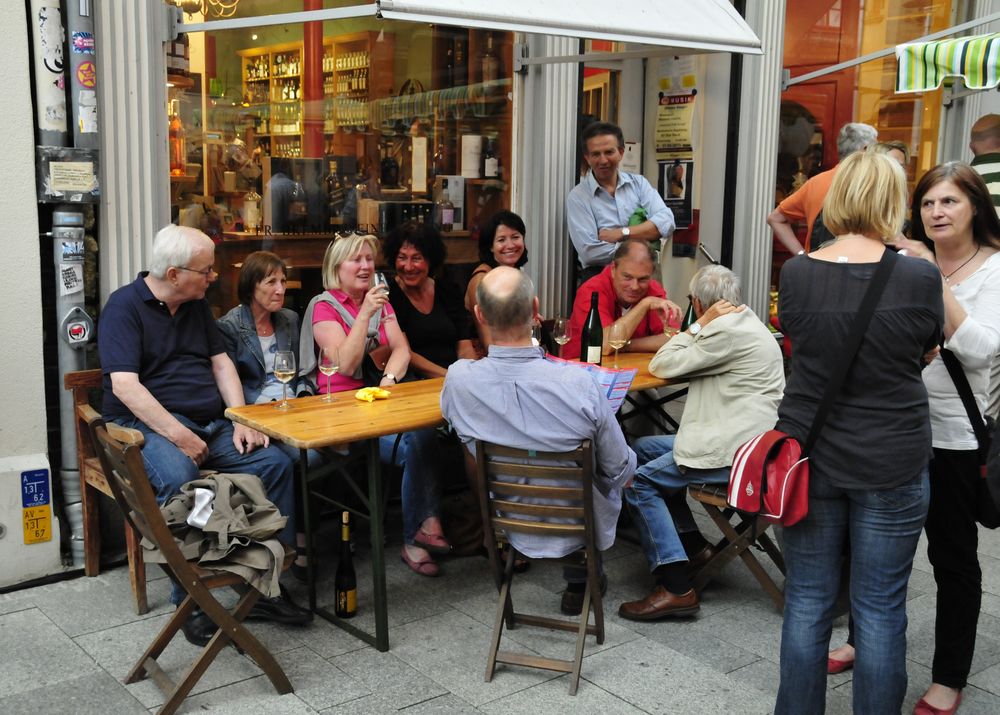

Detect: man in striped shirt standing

[970,114,1000,418]
[970,114,1000,211]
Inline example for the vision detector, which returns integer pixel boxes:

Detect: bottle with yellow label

[334,511,357,618]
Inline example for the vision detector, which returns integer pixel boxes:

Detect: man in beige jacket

[618,265,785,621]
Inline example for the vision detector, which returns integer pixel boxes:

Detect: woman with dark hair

[217,250,314,578]
[464,210,528,349]
[856,162,1000,715]
[217,251,309,404]
[383,221,476,378]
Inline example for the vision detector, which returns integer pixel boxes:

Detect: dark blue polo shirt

[99,272,226,424]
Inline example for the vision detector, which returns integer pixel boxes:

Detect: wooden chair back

[473,439,602,695]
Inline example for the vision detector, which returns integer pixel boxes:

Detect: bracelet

[382,372,397,384]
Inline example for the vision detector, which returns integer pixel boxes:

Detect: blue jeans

[624,435,730,571]
[115,414,295,606]
[775,469,929,715]
[379,428,440,544]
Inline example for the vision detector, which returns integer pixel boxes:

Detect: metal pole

[66,0,100,149]
[30,0,70,146]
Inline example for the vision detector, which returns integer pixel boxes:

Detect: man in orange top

[767,123,877,254]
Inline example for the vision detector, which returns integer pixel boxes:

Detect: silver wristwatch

[688,322,702,336]
[383,372,397,384]
[621,226,631,238]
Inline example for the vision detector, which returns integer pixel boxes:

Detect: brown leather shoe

[618,586,700,621]
[686,544,718,575]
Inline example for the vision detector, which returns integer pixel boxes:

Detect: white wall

[1,2,46,459]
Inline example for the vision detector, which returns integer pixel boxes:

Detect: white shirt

[923,251,1000,449]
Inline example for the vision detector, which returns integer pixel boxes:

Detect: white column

[731,0,786,318]
[94,1,172,299]
[514,34,579,317]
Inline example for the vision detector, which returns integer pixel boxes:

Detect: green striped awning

[896,33,1000,93]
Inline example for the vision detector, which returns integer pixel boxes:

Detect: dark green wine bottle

[580,292,603,365]
[680,299,697,332]
[334,511,357,618]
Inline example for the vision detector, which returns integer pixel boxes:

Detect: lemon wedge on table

[354,387,392,402]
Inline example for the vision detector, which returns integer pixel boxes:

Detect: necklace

[941,245,981,283]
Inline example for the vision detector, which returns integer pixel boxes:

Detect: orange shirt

[777,166,837,251]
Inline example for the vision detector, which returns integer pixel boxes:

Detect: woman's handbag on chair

[727,249,899,526]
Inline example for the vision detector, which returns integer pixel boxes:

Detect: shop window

[169,18,513,316]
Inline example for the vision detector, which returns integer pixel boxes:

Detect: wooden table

[225,352,675,651]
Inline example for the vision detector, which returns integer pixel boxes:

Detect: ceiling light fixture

[167,0,241,19]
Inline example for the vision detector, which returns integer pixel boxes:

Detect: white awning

[376,0,761,54]
[179,1,761,56]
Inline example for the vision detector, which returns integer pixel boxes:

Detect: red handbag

[727,249,898,527]
[728,430,809,526]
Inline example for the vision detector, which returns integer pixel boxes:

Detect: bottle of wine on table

[580,292,603,365]
[334,511,357,618]
[681,298,697,332]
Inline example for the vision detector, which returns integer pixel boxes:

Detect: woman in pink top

[311,234,450,576]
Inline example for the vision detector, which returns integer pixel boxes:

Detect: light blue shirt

[566,170,675,268]
[440,345,636,558]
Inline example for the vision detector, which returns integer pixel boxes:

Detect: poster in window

[659,159,693,228]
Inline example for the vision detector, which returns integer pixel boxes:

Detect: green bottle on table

[680,298,697,332]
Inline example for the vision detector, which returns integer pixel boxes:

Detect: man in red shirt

[767,122,877,254]
[565,239,681,360]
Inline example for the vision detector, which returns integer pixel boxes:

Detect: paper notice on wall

[659,159,694,229]
[78,89,98,134]
[655,93,696,160]
[621,142,641,173]
[59,263,84,296]
[50,161,97,192]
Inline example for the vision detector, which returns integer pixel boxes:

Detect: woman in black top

[384,221,476,378]
[773,151,944,715]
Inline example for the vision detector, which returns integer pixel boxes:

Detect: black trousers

[925,447,983,689]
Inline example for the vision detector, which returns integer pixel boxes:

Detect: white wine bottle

[334,511,357,618]
[580,292,603,365]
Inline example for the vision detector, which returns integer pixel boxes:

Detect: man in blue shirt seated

[566,121,675,282]
[441,266,636,615]
[98,224,309,645]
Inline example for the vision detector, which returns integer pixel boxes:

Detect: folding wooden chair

[65,372,148,614]
[88,414,294,715]
[686,483,786,611]
[474,439,603,696]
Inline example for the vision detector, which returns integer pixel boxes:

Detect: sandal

[479,545,530,573]
[401,547,441,577]
[413,528,452,556]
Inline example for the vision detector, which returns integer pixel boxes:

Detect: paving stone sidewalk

[3,506,1000,714]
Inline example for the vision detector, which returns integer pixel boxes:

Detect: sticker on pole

[21,469,52,544]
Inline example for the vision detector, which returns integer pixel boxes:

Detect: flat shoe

[413,528,452,556]
[913,691,962,715]
[618,586,700,621]
[686,544,717,575]
[401,547,441,577]
[561,574,608,615]
[180,608,218,647]
[478,545,530,573]
[827,655,854,674]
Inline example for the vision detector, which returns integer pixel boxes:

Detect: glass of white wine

[552,318,570,358]
[273,350,296,410]
[609,323,628,368]
[318,347,339,402]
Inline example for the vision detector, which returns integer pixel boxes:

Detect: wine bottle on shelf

[484,139,499,178]
[481,32,499,88]
[453,34,467,87]
[680,298,697,332]
[334,511,357,618]
[434,178,455,232]
[580,292,603,365]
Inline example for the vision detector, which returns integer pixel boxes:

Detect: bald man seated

[441,267,636,616]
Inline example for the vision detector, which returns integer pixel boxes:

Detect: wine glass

[273,350,296,410]
[318,347,339,402]
[609,323,628,368]
[552,318,570,358]
[530,319,542,349]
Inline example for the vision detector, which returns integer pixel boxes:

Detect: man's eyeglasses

[175,265,217,277]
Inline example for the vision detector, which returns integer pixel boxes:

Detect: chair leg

[569,585,592,695]
[127,597,196,684]
[485,575,512,683]
[81,481,101,577]
[125,523,148,615]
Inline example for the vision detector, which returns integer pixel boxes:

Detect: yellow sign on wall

[23,505,52,544]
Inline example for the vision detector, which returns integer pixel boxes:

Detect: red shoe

[913,691,962,715]
[827,655,854,674]
[413,528,452,556]
[401,547,441,577]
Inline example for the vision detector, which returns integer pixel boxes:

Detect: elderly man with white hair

[618,265,785,621]
[97,225,308,645]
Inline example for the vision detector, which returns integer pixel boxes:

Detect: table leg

[301,450,317,613]
[368,437,389,651]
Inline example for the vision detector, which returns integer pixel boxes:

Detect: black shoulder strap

[803,249,899,454]
[940,347,991,458]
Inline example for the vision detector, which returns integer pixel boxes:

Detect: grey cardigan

[217,303,310,403]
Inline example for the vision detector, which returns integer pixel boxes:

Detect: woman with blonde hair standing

[774,151,943,714]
